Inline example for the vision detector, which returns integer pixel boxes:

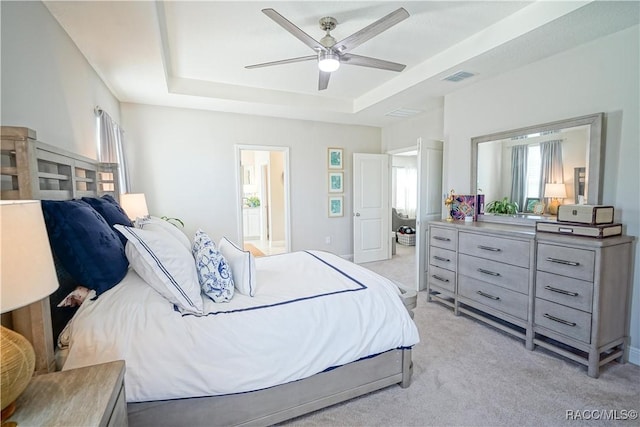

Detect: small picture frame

[328,196,343,217]
[328,171,343,193]
[533,201,545,215]
[328,148,343,170]
[525,197,541,213]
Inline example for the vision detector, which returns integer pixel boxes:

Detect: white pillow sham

[218,237,256,297]
[115,225,203,314]
[138,216,191,250]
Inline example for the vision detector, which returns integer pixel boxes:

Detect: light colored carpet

[282,245,640,426]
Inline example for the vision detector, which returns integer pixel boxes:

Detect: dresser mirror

[471,113,604,222]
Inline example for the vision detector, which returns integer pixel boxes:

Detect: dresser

[8,360,127,426]
[427,220,634,377]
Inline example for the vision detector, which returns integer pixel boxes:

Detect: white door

[415,138,443,290]
[353,153,390,264]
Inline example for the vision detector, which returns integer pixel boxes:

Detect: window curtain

[539,140,564,198]
[509,145,528,212]
[97,109,130,193]
[392,166,417,218]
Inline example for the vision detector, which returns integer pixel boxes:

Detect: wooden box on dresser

[427,220,634,378]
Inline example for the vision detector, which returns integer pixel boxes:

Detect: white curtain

[97,109,130,193]
[393,166,417,218]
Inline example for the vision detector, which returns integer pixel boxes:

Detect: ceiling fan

[246,8,410,91]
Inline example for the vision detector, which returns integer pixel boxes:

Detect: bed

[1,126,419,426]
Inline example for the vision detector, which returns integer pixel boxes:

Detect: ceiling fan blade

[262,8,326,53]
[340,54,406,72]
[245,55,317,69]
[334,8,409,54]
[318,71,331,91]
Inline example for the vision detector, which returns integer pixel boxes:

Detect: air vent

[385,108,422,118]
[442,70,474,82]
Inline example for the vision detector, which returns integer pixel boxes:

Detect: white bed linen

[62,250,419,402]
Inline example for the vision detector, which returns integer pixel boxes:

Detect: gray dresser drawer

[459,232,529,267]
[537,244,595,282]
[429,226,457,251]
[535,298,592,343]
[428,265,456,293]
[458,275,528,320]
[429,246,457,271]
[535,271,593,313]
[459,253,529,295]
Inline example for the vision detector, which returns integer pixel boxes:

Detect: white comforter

[62,250,419,402]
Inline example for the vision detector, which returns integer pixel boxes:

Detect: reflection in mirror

[471,113,604,217]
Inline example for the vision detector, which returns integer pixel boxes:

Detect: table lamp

[1,200,59,420]
[544,183,567,215]
[120,193,149,224]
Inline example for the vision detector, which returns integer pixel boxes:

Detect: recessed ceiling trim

[385,108,422,118]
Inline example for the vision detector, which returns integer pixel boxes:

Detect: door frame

[234,145,291,253]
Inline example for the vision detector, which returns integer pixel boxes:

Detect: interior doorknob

[354,213,361,217]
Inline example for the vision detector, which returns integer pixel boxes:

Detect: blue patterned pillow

[194,236,234,303]
[41,200,128,296]
[192,229,215,257]
[82,196,133,246]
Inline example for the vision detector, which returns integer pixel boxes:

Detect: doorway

[235,146,290,256]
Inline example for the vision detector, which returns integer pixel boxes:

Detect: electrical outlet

[325,236,331,244]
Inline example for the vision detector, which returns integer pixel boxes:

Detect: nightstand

[8,360,127,426]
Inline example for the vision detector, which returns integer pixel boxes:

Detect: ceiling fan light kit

[318,51,340,72]
[246,7,410,90]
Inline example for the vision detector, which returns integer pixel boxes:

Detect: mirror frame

[471,112,605,210]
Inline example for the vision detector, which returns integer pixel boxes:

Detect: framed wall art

[328,148,343,169]
[328,196,343,217]
[328,171,343,193]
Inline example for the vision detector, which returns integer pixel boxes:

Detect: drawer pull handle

[433,236,451,242]
[478,245,501,252]
[543,313,577,327]
[477,268,501,277]
[544,285,579,297]
[476,290,500,301]
[433,255,450,262]
[431,274,450,283]
[546,257,580,267]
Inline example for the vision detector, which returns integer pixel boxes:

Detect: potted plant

[485,197,519,215]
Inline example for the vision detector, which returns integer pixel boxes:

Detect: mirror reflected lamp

[1,201,60,421]
[544,183,567,215]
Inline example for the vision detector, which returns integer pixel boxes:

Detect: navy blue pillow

[41,200,129,296]
[82,195,133,246]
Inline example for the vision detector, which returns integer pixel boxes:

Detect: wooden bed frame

[1,126,417,426]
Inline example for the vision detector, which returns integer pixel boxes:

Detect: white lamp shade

[120,193,149,220]
[544,183,567,199]
[1,200,59,313]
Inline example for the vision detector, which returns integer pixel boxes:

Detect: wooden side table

[7,360,127,426]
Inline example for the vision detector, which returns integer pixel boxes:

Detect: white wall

[382,105,444,153]
[0,1,120,158]
[120,103,381,257]
[443,25,640,363]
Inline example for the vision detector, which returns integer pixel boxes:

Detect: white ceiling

[44,1,639,127]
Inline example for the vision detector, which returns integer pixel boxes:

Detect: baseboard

[628,345,640,366]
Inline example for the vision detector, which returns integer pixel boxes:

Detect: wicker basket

[397,232,416,246]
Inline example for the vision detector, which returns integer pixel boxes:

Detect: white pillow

[192,229,215,257]
[195,244,235,303]
[139,216,191,251]
[218,237,256,297]
[115,225,203,314]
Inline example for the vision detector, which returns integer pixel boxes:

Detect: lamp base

[1,326,35,421]
[548,198,560,215]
